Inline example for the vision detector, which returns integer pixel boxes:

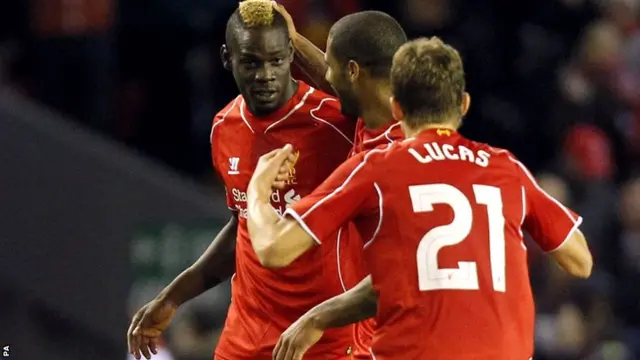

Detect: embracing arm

[157,213,238,305]
[273,2,335,95]
[292,34,335,95]
[309,275,377,329]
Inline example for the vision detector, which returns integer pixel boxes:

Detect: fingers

[272,1,286,15]
[149,337,159,355]
[128,309,162,360]
[271,156,296,189]
[140,336,152,359]
[260,145,294,168]
[274,335,299,360]
[292,349,304,360]
[273,336,283,360]
[127,312,142,354]
[272,181,287,190]
[282,341,297,360]
[261,147,285,160]
[270,144,294,166]
[131,334,159,359]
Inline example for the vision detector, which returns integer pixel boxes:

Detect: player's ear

[347,60,360,83]
[287,39,294,62]
[220,45,232,71]
[461,92,471,117]
[390,96,404,121]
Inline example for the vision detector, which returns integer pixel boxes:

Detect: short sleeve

[283,150,379,245]
[210,102,238,212]
[512,158,582,252]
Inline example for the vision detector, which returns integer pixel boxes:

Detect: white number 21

[409,184,506,292]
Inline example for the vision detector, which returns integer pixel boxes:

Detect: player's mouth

[252,89,279,102]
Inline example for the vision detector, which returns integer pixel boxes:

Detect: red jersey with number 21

[285,128,582,360]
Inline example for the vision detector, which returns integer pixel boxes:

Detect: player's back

[211,81,356,359]
[366,128,535,360]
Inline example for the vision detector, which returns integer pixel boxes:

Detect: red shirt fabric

[345,118,405,359]
[286,128,582,360]
[210,81,356,360]
[349,118,404,158]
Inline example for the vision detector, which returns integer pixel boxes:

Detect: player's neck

[360,83,393,129]
[402,120,459,138]
[282,79,299,105]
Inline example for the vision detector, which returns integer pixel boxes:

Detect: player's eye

[272,58,285,65]
[241,59,259,68]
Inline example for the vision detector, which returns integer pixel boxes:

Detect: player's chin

[249,93,281,111]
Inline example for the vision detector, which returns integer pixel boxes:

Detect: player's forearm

[158,214,238,306]
[309,275,377,330]
[246,195,283,266]
[247,192,315,268]
[292,34,335,95]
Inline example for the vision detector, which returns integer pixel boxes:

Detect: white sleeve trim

[210,96,239,143]
[363,122,401,146]
[545,216,583,253]
[283,208,322,245]
[264,87,315,134]
[309,97,354,145]
[363,182,384,249]
[508,155,581,226]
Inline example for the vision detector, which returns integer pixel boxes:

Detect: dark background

[0,0,639,359]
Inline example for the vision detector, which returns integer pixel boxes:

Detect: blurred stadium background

[0,0,639,359]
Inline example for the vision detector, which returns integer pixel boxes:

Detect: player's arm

[273,2,335,95]
[247,193,316,268]
[515,159,593,278]
[247,145,376,268]
[156,212,238,305]
[128,212,237,359]
[547,228,591,278]
[273,275,377,360]
[311,275,377,328]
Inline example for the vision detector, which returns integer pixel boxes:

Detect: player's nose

[255,64,276,82]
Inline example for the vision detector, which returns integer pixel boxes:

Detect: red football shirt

[285,128,582,360]
[342,118,404,360]
[210,81,356,360]
[349,118,404,157]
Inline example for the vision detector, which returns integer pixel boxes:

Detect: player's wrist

[157,271,199,307]
[307,308,331,331]
[156,291,182,308]
[247,184,272,204]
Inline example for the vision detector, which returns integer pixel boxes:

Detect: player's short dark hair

[225,0,289,48]
[328,11,407,78]
[391,37,466,127]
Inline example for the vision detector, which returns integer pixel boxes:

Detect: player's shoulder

[291,81,355,143]
[351,141,397,170]
[460,136,531,179]
[298,81,349,121]
[212,95,242,126]
[214,95,242,120]
[460,136,517,162]
[210,95,243,146]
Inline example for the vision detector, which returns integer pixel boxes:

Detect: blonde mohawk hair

[238,0,275,27]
